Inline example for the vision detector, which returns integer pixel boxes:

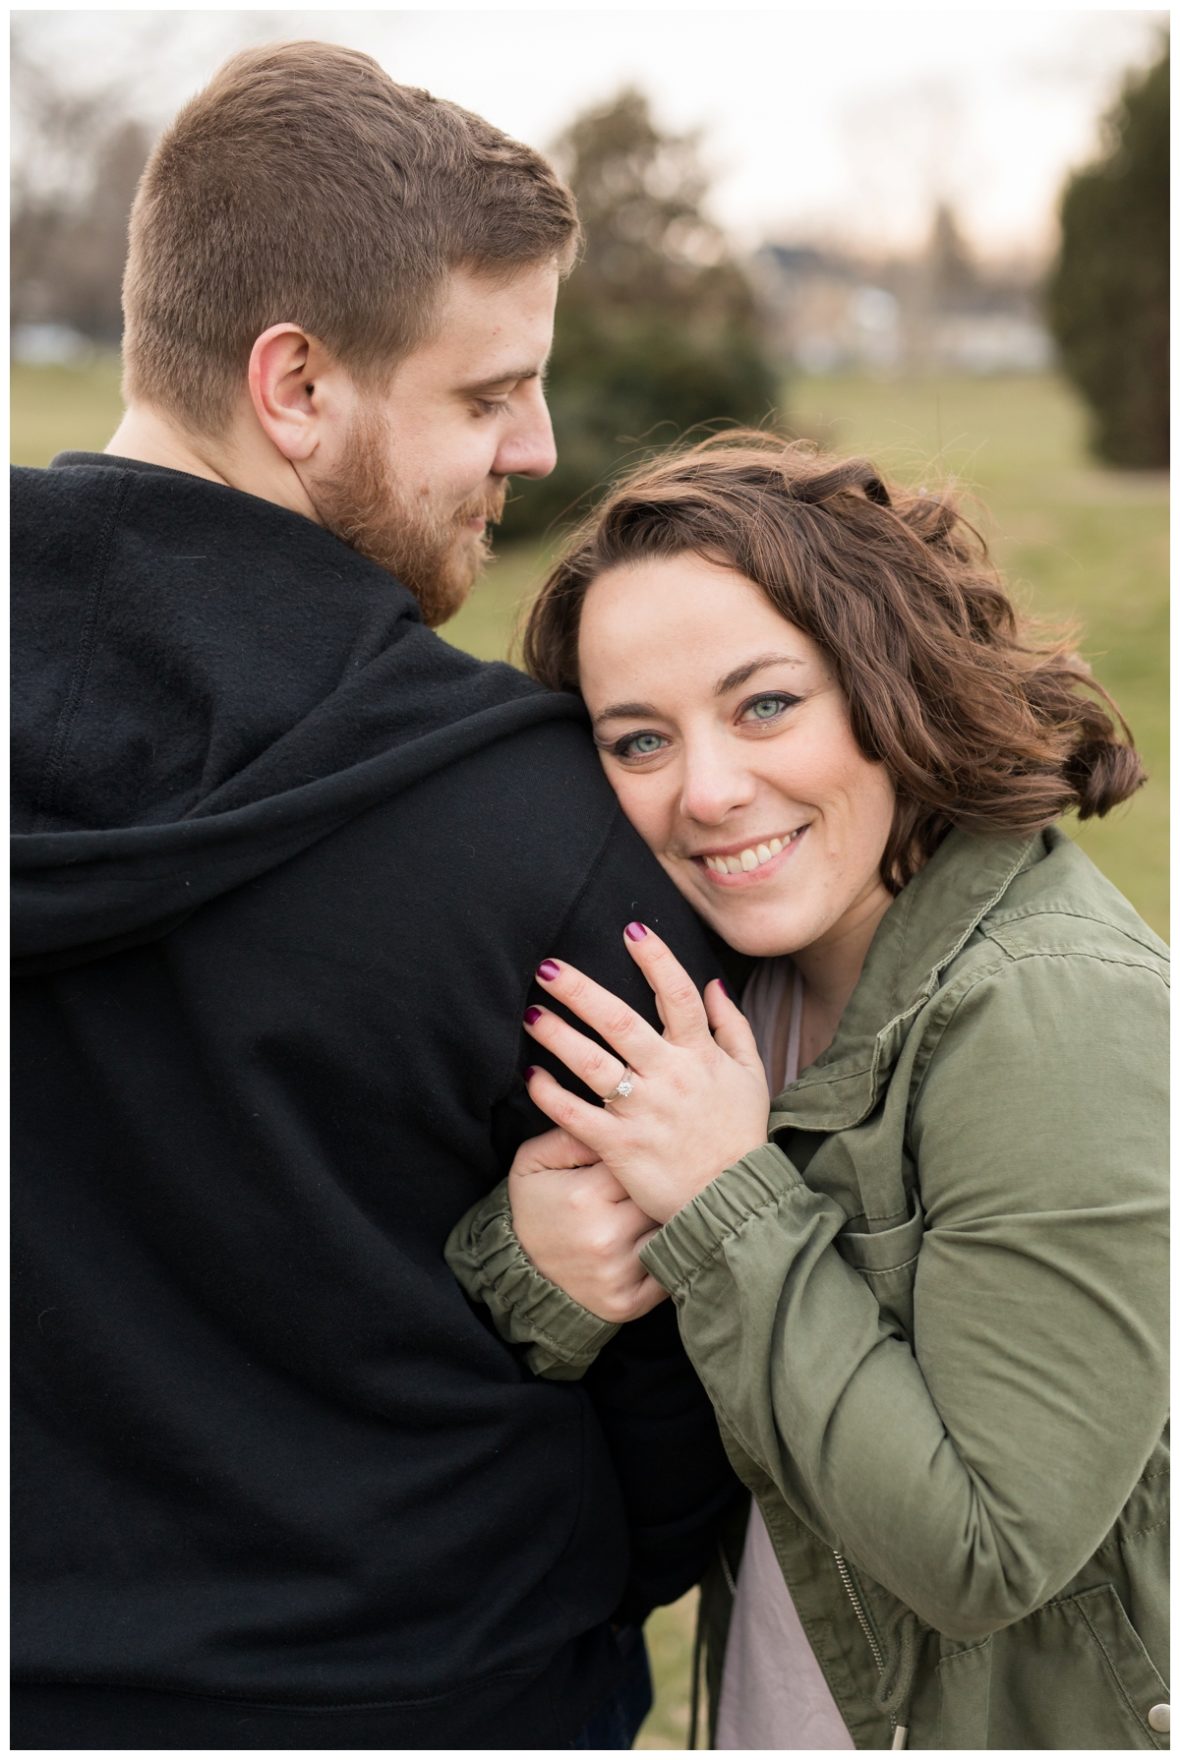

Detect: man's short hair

[121,40,581,433]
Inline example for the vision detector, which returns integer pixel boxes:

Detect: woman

[446,435,1169,1750]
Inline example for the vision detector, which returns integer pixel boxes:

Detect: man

[10,42,735,1750]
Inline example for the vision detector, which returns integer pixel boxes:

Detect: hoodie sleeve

[536,809,742,1621]
[452,802,741,1620]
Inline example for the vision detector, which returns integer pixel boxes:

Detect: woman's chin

[658,855,801,958]
[696,896,802,960]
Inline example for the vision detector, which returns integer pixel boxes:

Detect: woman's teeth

[702,829,802,876]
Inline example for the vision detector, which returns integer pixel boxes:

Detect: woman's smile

[689,824,808,884]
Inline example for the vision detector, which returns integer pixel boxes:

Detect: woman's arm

[640,950,1169,1639]
[453,927,1167,1639]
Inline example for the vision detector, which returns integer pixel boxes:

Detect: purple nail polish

[624,922,648,941]
[523,1066,537,1081]
[537,960,560,980]
[717,978,730,998]
[524,1006,543,1025]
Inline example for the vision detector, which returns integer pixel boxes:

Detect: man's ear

[247,324,339,462]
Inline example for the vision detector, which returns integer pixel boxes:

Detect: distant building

[11,322,95,365]
[922,311,1053,374]
[752,238,1053,376]
[751,245,901,373]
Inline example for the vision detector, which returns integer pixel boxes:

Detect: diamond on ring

[604,1072,634,1104]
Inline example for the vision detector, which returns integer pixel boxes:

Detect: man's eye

[475,397,511,416]
[740,692,799,725]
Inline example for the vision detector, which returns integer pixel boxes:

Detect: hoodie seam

[33,471,130,834]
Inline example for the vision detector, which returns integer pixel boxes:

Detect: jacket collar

[769,827,1045,1134]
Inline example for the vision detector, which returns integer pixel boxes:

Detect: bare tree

[11,10,300,342]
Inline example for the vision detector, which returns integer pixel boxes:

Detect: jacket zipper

[833,1550,907,1749]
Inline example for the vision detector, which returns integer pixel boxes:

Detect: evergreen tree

[1046,41,1168,468]
[505,88,779,537]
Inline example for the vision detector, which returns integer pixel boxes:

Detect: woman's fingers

[703,977,765,1072]
[507,1153,667,1322]
[509,1126,599,1178]
[534,953,665,1071]
[533,925,712,1063]
[523,1064,618,1152]
[620,923,713,1046]
[524,1006,631,1101]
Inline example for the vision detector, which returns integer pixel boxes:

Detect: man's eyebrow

[593,656,805,728]
[459,363,547,394]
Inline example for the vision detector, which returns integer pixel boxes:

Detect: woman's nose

[677,743,758,824]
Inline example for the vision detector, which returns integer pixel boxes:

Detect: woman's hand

[507,1128,668,1322]
[522,924,769,1224]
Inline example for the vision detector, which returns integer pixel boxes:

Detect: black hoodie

[11,456,736,1750]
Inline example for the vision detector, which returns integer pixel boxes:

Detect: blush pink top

[714,959,855,1751]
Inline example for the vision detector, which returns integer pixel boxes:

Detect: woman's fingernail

[537,960,560,980]
[524,1006,543,1025]
[717,978,730,998]
[523,1066,537,1080]
[624,922,648,941]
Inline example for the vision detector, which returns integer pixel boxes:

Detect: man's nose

[496,387,557,481]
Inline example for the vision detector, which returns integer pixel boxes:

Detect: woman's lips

[694,826,807,887]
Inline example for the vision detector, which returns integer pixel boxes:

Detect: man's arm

[485,800,742,1618]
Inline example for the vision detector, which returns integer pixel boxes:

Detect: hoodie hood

[12,455,581,971]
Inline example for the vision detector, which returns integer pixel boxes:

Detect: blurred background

[11,9,1169,1742]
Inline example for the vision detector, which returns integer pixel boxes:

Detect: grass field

[11,361,1168,1747]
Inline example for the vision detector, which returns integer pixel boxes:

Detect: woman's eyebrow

[592,654,805,728]
[592,700,657,727]
[714,653,806,696]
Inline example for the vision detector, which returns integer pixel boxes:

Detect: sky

[11,5,1169,259]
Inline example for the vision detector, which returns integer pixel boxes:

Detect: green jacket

[448,828,1170,1749]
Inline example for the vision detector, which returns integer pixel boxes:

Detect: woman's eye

[740,692,799,726]
[611,731,668,761]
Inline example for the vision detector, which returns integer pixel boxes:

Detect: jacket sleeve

[444,1177,621,1380]
[639,949,1169,1641]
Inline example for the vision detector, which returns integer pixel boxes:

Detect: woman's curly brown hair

[522,432,1145,891]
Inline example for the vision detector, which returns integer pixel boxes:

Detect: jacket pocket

[835,1197,923,1338]
[1061,1583,1170,1749]
[935,1583,1169,1749]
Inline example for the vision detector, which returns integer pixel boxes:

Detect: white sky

[11,5,1169,258]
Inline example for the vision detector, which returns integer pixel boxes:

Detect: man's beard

[314,412,506,628]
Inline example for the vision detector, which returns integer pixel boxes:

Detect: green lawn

[11,356,126,466]
[11,361,1168,1747]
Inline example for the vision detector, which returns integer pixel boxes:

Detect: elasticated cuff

[445,1179,620,1380]
[640,1143,806,1295]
